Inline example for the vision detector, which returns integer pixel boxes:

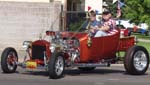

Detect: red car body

[1,29,149,79]
[33,30,134,64]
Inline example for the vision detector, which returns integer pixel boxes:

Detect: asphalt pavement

[0,64,150,85]
[0,50,150,85]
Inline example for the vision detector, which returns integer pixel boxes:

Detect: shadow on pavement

[20,68,125,77]
[64,68,125,76]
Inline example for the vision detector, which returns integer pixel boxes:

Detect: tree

[122,0,150,26]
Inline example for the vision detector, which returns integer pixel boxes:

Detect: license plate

[26,61,37,69]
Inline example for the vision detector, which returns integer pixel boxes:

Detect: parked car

[1,29,149,79]
[116,25,130,37]
[116,20,150,36]
[128,27,150,36]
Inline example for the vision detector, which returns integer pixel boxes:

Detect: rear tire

[78,67,96,71]
[1,47,18,73]
[124,46,149,75]
[48,52,65,79]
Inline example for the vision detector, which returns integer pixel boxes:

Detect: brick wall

[0,1,61,50]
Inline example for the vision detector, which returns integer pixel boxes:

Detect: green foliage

[107,0,150,28]
[69,18,86,32]
[108,3,117,17]
[122,0,150,25]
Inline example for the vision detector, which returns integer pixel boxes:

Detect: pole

[62,0,67,31]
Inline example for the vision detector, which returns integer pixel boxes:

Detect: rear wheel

[124,46,149,75]
[1,47,18,73]
[48,52,65,79]
[78,67,96,71]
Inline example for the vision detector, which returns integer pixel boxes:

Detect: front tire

[48,52,65,79]
[124,46,149,75]
[1,47,18,73]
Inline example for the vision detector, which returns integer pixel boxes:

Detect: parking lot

[0,64,150,85]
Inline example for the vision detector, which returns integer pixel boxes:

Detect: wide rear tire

[124,46,149,75]
[1,47,18,73]
[48,52,65,79]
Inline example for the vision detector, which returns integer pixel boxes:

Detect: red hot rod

[1,29,149,79]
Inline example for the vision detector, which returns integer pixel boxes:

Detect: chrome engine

[49,31,80,66]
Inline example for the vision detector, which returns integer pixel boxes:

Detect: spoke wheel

[1,47,18,73]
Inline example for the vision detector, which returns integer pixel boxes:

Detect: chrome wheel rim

[7,52,17,70]
[55,56,64,76]
[133,51,147,71]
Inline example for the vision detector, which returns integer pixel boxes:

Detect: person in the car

[90,10,116,37]
[83,10,99,36]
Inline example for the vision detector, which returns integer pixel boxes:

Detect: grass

[117,41,150,59]
[132,33,150,40]
[132,33,150,51]
[117,33,150,60]
[137,41,150,51]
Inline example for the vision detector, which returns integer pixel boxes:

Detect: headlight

[50,44,56,53]
[23,41,32,48]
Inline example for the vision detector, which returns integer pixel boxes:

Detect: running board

[74,63,110,67]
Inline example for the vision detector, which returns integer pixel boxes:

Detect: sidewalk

[138,39,150,43]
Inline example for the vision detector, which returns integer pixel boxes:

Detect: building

[0,0,103,50]
[0,0,62,50]
[0,0,104,29]
[0,0,103,11]
[56,0,103,12]
[0,0,50,2]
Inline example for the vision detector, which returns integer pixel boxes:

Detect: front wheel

[48,52,65,79]
[1,47,18,73]
[124,46,149,75]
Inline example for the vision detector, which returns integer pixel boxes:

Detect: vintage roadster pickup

[1,29,149,79]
